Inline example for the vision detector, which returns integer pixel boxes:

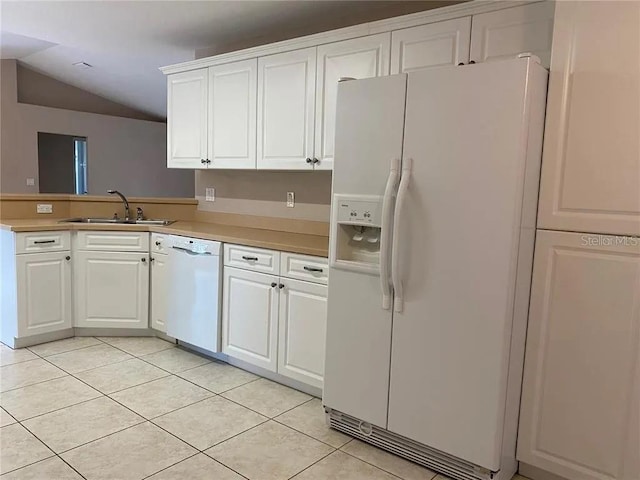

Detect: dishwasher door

[166,236,222,352]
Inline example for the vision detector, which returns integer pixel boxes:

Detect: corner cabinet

[536,0,640,236]
[167,69,208,168]
[517,230,640,480]
[257,48,317,170]
[74,232,150,329]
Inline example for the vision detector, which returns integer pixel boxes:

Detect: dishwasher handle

[171,245,212,256]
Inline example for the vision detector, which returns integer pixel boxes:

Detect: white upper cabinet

[16,251,72,338]
[537,0,640,237]
[470,2,555,67]
[391,17,471,73]
[518,230,640,480]
[314,34,390,170]
[208,59,257,169]
[167,69,208,168]
[258,48,317,170]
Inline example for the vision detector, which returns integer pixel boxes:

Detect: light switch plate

[205,187,215,202]
[26,178,35,186]
[37,204,53,214]
[287,192,295,208]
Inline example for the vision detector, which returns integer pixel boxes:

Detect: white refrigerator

[323,56,548,480]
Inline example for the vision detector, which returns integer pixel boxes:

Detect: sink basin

[61,218,175,226]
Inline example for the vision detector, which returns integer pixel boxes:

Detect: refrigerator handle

[391,157,412,313]
[380,158,400,310]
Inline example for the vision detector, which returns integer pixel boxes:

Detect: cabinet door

[537,1,640,237]
[16,252,72,337]
[518,230,640,480]
[257,48,316,170]
[470,2,555,67]
[390,17,471,74]
[314,34,390,170]
[208,59,257,169]
[278,278,327,388]
[150,253,167,333]
[167,69,208,168]
[74,251,149,329]
[222,267,278,371]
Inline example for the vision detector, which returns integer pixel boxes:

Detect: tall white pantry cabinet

[517,2,640,480]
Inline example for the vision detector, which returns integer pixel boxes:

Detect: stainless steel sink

[61,218,175,226]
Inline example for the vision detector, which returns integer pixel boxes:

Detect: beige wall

[17,64,162,122]
[196,170,331,221]
[0,59,194,197]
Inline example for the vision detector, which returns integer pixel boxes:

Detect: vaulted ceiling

[1,1,459,120]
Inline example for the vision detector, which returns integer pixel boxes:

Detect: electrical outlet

[286,192,295,208]
[205,187,215,202]
[26,178,35,186]
[37,204,53,214]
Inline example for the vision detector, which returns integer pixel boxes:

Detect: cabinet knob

[312,158,319,164]
[469,60,476,64]
[206,159,212,164]
[271,282,277,288]
[305,158,313,164]
[65,255,71,261]
[141,257,147,263]
[278,283,285,289]
[457,62,464,66]
[155,241,161,246]
[150,257,155,262]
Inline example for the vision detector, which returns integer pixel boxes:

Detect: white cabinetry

[0,231,73,348]
[150,233,168,332]
[167,69,208,168]
[74,232,150,329]
[314,34,390,170]
[257,48,317,170]
[518,230,640,480]
[222,266,279,371]
[391,17,471,73]
[222,245,328,387]
[469,2,555,68]
[537,0,640,236]
[208,59,257,168]
[278,278,327,388]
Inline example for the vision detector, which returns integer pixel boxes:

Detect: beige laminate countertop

[0,219,329,257]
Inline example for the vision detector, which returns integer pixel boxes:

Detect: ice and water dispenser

[329,194,383,274]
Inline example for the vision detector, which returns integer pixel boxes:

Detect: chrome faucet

[107,190,130,221]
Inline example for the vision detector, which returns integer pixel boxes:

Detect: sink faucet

[107,190,130,221]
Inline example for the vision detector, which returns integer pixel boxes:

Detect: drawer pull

[303,266,323,273]
[34,239,56,244]
[242,255,259,261]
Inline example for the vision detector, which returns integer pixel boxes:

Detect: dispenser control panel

[336,198,382,226]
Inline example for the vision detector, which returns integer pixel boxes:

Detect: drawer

[75,231,149,252]
[224,244,280,275]
[15,231,70,254]
[151,233,169,255]
[280,252,328,285]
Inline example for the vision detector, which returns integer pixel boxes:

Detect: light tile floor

[0,338,533,480]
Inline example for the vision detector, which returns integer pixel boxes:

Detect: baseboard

[13,328,74,348]
[519,463,570,480]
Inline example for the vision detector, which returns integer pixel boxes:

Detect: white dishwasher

[166,235,222,352]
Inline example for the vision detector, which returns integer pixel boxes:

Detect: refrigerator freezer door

[324,74,406,428]
[386,59,548,470]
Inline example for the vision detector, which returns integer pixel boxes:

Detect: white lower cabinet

[16,251,72,338]
[278,278,327,388]
[222,245,328,388]
[74,251,149,329]
[222,266,279,371]
[150,252,168,332]
[518,230,640,480]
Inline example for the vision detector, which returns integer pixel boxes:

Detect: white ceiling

[1,1,448,120]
